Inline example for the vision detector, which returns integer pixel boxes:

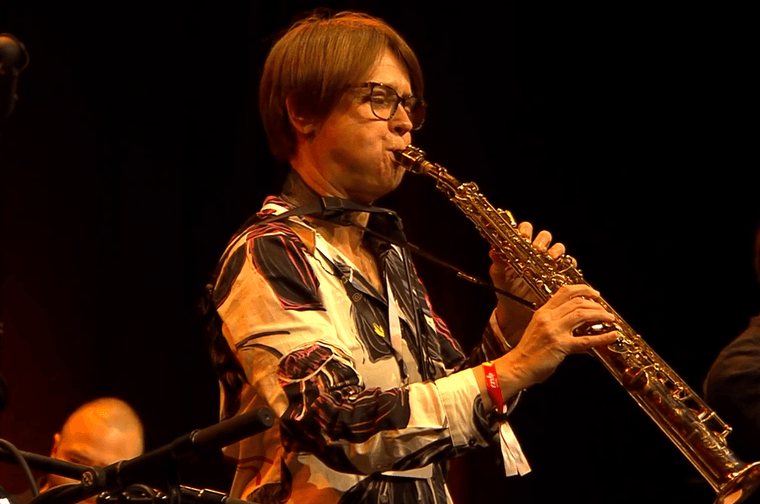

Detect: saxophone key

[621,365,652,392]
[573,320,622,336]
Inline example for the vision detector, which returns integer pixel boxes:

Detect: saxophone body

[395,146,760,504]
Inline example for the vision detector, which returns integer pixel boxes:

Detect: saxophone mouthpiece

[394,146,430,174]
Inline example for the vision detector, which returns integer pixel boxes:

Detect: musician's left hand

[489,221,566,349]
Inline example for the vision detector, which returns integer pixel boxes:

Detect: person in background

[704,225,760,464]
[25,397,144,504]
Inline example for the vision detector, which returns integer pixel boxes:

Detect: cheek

[345,124,381,151]
[338,130,385,166]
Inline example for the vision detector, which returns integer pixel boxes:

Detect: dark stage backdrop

[1,2,757,503]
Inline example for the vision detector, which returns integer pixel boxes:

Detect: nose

[390,105,413,137]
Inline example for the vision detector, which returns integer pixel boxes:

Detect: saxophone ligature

[394,145,760,504]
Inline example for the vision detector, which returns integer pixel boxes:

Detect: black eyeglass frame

[358,81,427,131]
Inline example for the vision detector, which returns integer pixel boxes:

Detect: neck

[281,170,370,248]
[289,144,351,201]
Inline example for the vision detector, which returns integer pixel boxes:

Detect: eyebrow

[369,81,414,98]
[61,449,95,466]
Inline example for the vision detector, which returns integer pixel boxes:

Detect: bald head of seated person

[41,397,144,500]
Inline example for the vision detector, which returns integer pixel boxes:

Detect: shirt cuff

[435,368,488,448]
[489,310,514,352]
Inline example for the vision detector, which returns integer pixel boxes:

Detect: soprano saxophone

[395,146,760,504]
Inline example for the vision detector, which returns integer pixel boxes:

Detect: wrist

[482,361,506,414]
[494,351,534,400]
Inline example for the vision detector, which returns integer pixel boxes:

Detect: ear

[285,95,318,136]
[51,432,61,456]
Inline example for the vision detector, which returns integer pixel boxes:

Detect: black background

[1,2,757,503]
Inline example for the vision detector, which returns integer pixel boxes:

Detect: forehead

[365,49,411,93]
[60,431,137,464]
[59,410,141,463]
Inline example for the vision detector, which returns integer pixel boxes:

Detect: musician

[704,225,760,464]
[203,10,618,503]
[30,397,144,504]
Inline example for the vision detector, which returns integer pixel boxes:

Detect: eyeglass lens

[368,83,426,130]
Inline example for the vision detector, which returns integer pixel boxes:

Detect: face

[46,408,143,502]
[298,48,415,203]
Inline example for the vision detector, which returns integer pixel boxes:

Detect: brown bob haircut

[259,11,424,162]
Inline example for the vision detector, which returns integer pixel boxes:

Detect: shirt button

[468,438,476,447]
[352,292,363,303]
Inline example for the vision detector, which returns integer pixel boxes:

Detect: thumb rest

[395,145,760,504]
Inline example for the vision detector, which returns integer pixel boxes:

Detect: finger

[517,221,533,241]
[532,230,552,252]
[489,248,508,266]
[539,299,613,336]
[547,242,565,259]
[489,249,522,280]
[552,295,611,318]
[565,331,619,354]
[565,306,616,331]
[489,250,508,279]
[543,284,601,307]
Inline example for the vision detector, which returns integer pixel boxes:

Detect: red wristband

[483,361,506,414]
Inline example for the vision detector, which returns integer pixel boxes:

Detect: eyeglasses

[358,82,427,131]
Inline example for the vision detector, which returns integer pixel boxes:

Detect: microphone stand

[98,484,251,504]
[0,449,90,480]
[1,407,274,504]
[21,484,251,504]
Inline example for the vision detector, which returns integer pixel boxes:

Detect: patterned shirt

[209,195,523,504]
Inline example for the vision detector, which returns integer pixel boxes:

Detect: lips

[389,147,407,163]
[388,151,404,169]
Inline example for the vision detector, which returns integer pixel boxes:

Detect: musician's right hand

[482,284,618,403]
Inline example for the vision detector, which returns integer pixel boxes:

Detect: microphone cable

[0,438,39,497]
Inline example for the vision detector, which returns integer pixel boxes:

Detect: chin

[380,167,406,195]
[389,167,405,191]
[46,474,78,490]
[350,181,398,204]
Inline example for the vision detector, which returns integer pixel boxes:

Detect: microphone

[0,33,30,120]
